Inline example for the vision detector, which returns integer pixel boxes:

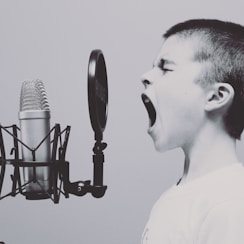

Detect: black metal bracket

[67,140,107,198]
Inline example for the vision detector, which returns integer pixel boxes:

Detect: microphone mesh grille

[20,79,50,111]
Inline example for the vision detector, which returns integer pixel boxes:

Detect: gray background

[0,0,243,243]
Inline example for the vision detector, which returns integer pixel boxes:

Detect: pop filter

[88,50,108,141]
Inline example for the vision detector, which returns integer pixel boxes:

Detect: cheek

[156,85,205,128]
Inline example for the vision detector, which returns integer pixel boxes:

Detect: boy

[141,19,244,244]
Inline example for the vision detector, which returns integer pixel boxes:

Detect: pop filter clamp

[0,50,108,203]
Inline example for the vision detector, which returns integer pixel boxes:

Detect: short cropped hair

[163,19,244,139]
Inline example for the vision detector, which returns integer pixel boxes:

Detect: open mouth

[141,94,156,127]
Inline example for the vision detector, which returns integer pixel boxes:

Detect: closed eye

[158,66,173,75]
[162,68,173,73]
[155,59,173,74]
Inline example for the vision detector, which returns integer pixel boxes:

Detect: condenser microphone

[18,79,51,199]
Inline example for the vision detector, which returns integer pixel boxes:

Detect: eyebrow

[153,58,176,68]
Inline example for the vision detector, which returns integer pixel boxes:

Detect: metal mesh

[20,79,50,111]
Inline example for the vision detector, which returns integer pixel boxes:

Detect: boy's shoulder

[167,163,244,201]
[144,163,244,244]
[151,163,244,223]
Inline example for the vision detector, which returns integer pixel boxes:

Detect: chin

[153,139,171,153]
[154,145,167,153]
[148,124,169,152]
[152,134,179,153]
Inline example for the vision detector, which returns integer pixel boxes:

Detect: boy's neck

[180,127,240,184]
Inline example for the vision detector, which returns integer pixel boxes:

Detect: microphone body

[18,80,51,196]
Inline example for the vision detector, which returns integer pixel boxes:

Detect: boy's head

[163,19,244,139]
[141,19,244,152]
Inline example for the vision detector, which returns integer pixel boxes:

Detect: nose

[141,70,154,88]
[141,79,151,88]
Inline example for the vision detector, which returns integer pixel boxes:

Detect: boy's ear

[205,83,234,112]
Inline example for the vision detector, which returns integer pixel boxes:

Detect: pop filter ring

[88,50,108,141]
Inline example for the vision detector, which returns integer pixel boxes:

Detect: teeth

[141,94,156,127]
